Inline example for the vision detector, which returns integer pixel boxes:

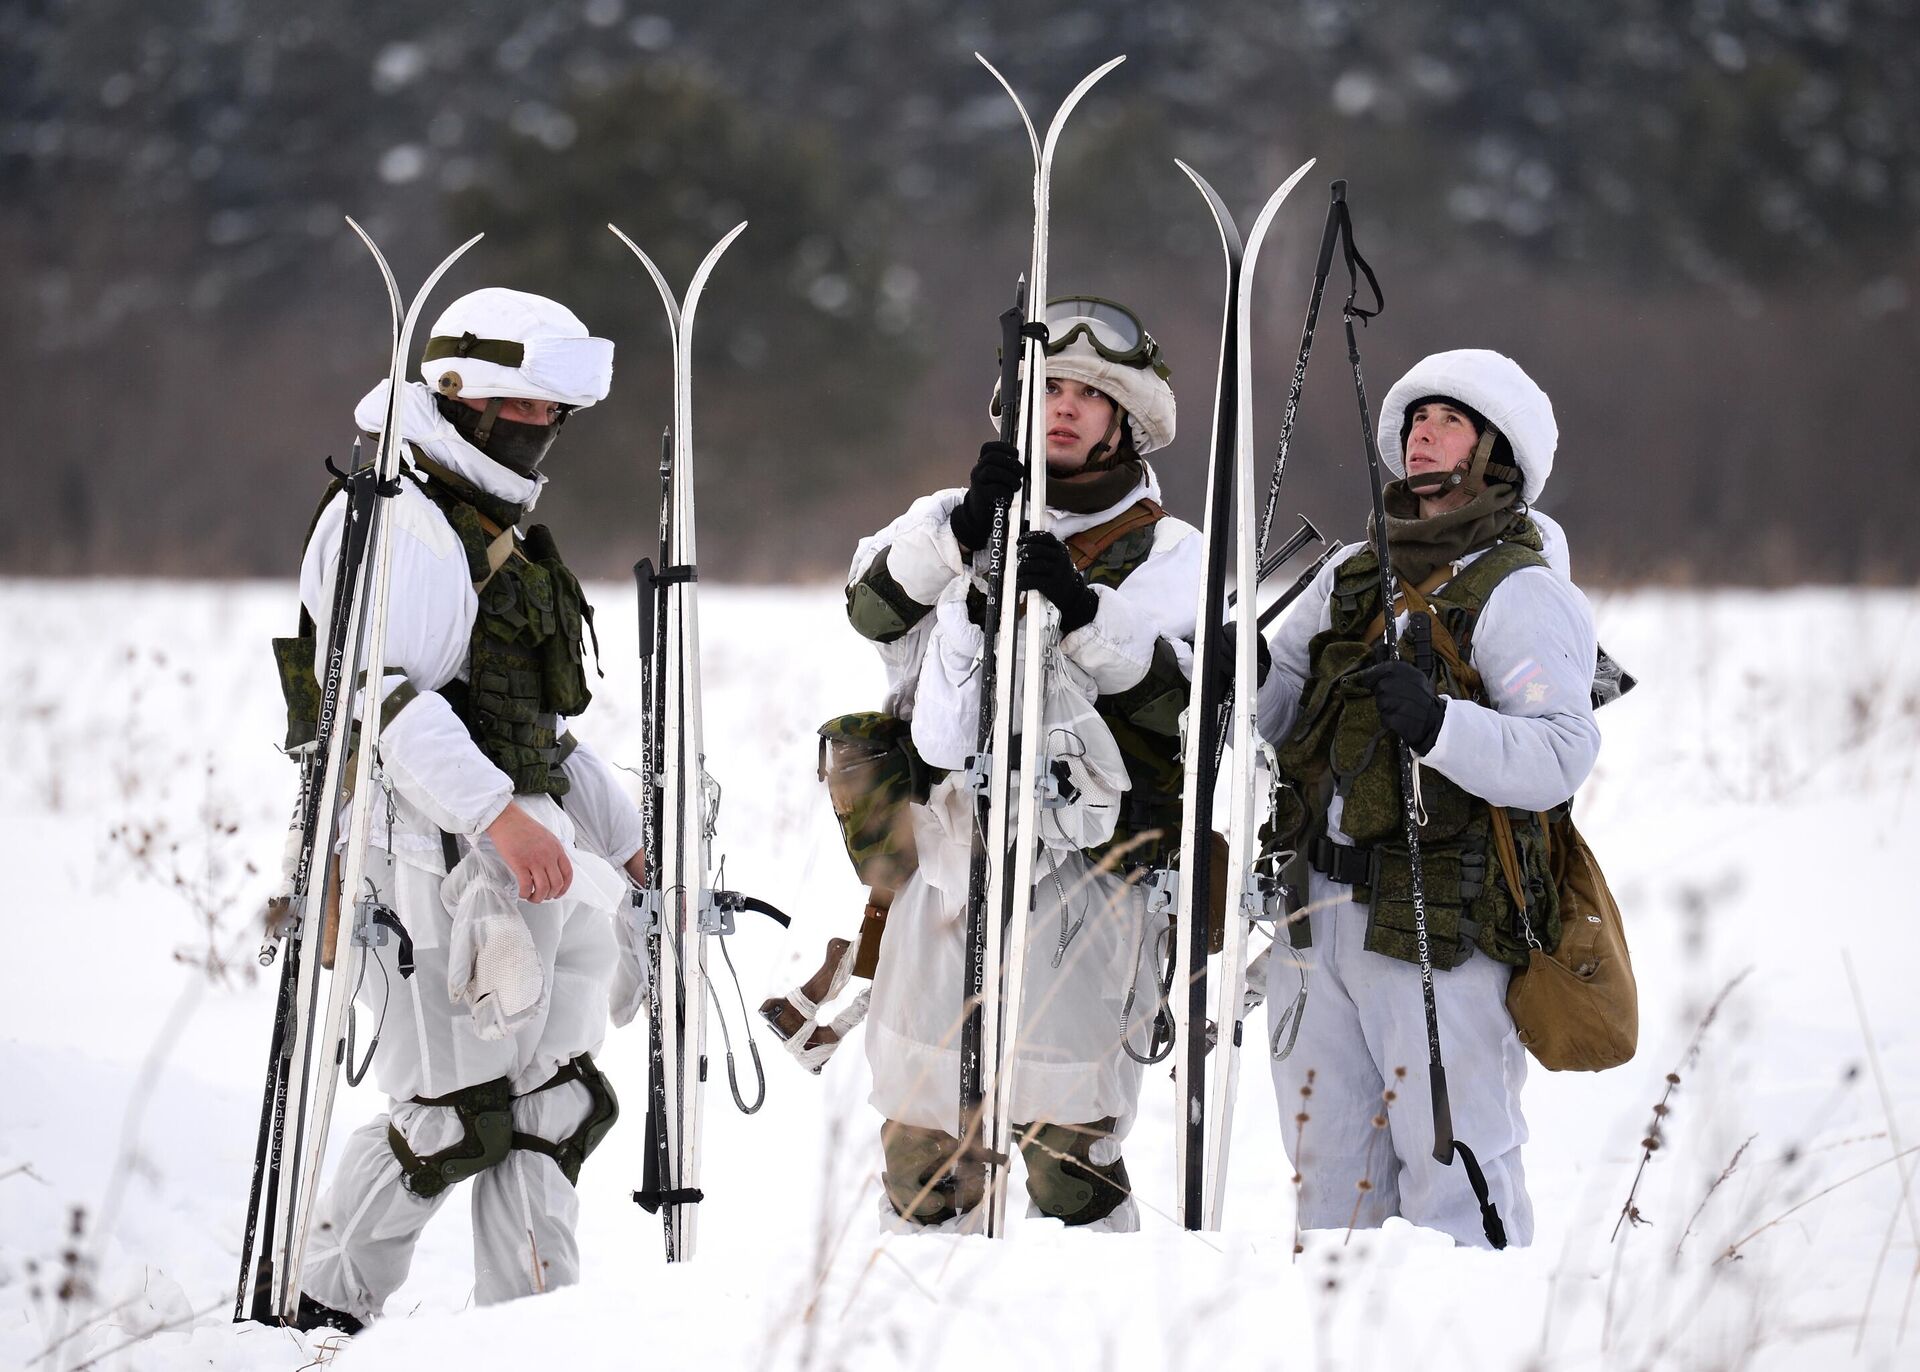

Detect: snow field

[2,579,1917,1370]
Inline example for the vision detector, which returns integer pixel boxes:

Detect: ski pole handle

[997,277,1027,448]
[1318,181,1346,277]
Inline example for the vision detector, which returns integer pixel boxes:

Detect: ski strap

[1064,498,1165,571]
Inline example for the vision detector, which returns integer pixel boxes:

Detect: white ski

[253,223,481,1322]
[1169,158,1314,1231]
[969,52,1125,1238]
[610,221,753,1262]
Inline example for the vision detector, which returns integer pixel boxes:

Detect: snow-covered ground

[3,578,1918,1371]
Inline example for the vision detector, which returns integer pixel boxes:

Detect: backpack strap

[409,449,523,592]
[1358,563,1453,649]
[1064,498,1165,572]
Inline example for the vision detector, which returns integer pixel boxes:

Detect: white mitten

[442,848,547,1041]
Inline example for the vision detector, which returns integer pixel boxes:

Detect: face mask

[434,393,566,477]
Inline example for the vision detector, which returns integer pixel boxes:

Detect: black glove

[1358,658,1446,754]
[1205,622,1273,702]
[949,440,1024,553]
[1015,531,1100,634]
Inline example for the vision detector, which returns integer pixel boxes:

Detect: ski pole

[958,275,1026,1201]
[1257,542,1341,631]
[1225,514,1325,612]
[1255,176,1346,558]
[1335,181,1506,1249]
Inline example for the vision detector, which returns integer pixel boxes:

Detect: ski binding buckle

[699,890,740,937]
[1037,757,1080,810]
[629,886,662,935]
[1143,868,1179,919]
[964,751,994,797]
[352,897,415,978]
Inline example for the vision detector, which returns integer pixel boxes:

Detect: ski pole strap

[1447,1138,1508,1249]
[1333,183,1384,322]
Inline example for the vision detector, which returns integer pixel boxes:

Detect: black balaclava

[434,392,567,478]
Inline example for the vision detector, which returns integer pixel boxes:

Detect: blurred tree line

[3,0,1916,583]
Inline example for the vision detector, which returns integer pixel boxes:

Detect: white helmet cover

[422,287,615,409]
[1378,348,1556,502]
[989,329,1178,456]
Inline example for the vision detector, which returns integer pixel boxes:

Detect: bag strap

[1357,563,1453,650]
[1064,498,1165,572]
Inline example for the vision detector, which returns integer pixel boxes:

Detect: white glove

[442,847,547,1041]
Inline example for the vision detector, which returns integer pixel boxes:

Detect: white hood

[1377,349,1558,503]
[354,379,547,512]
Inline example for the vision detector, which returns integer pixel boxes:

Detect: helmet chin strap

[1406,427,1497,496]
[472,396,505,448]
[1081,408,1127,471]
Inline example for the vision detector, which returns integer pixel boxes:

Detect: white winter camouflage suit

[851,464,1200,1226]
[1255,351,1601,1249]
[297,382,644,1317]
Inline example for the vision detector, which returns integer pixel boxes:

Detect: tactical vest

[1272,529,1560,969]
[273,455,596,799]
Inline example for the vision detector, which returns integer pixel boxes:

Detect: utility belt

[1306,833,1487,968]
[388,1053,618,1198]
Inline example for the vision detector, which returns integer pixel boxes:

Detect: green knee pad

[388,1077,515,1200]
[1018,1119,1131,1227]
[511,1053,619,1186]
[879,1121,983,1225]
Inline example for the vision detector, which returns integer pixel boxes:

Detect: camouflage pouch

[817,712,942,893]
[523,524,595,717]
[273,631,322,750]
[1359,841,1481,970]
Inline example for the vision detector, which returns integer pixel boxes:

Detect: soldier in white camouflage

[839,298,1204,1231]
[1254,348,1601,1248]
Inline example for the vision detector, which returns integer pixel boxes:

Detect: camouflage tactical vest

[273,456,596,799]
[1271,528,1560,969]
[1071,506,1187,868]
[826,499,1187,881]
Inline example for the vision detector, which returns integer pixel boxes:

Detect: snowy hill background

[4,578,1918,1370]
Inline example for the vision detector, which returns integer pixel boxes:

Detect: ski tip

[1331,179,1348,202]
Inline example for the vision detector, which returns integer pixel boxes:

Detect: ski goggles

[1044,297,1170,379]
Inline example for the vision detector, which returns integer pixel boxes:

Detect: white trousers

[1265,869,1534,1248]
[300,1085,595,1315]
[301,809,622,1318]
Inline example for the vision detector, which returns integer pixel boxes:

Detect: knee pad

[879,1121,982,1225]
[388,1077,514,1200]
[1018,1119,1131,1227]
[511,1053,619,1186]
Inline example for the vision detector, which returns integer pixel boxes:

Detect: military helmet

[990,296,1177,455]
[1377,349,1557,501]
[422,288,615,410]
